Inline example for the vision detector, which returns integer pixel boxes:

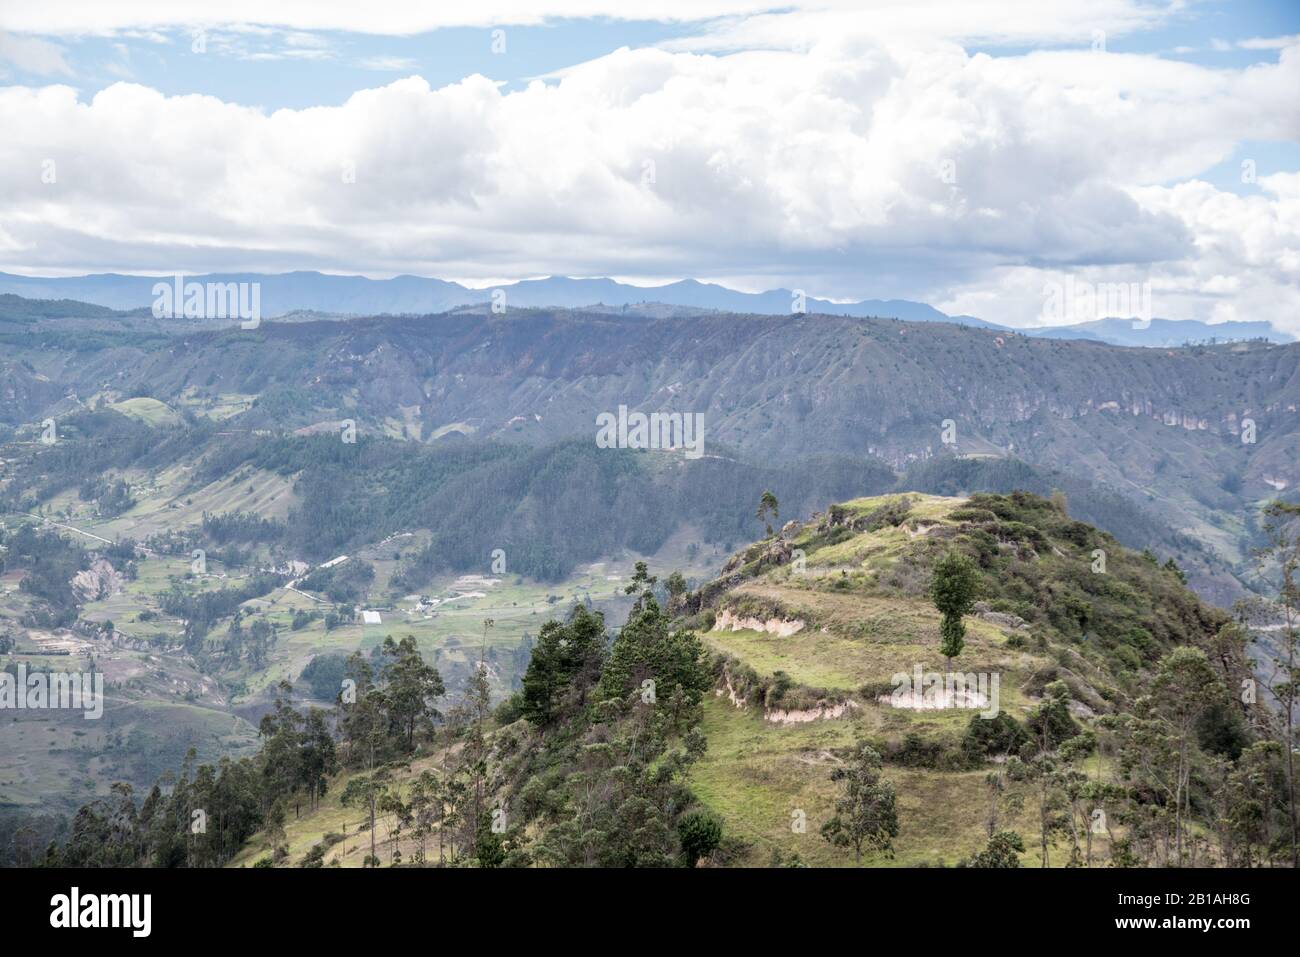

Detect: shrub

[962,712,1030,761]
[884,732,970,770]
[677,810,724,866]
[862,498,912,531]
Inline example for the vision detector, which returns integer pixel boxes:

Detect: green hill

[105,396,183,428]
[43,490,1274,870]
[677,492,1245,865]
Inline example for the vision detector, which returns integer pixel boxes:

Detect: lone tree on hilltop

[930,549,980,670]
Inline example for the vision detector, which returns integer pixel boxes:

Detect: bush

[884,732,970,770]
[300,653,349,701]
[689,608,716,632]
[960,830,1025,868]
[299,844,326,868]
[494,691,525,725]
[962,712,1029,761]
[862,498,912,531]
[677,810,723,866]
[752,670,791,706]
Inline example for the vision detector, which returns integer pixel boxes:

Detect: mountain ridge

[0,275,1289,348]
[2,302,1296,605]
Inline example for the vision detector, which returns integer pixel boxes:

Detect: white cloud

[0,16,1296,332]
[665,0,1170,52]
[357,55,422,72]
[0,31,72,75]
[1237,35,1300,51]
[937,172,1300,332]
[2,1,771,35]
[0,0,1172,41]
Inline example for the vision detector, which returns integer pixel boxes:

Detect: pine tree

[381,634,446,751]
[520,605,606,728]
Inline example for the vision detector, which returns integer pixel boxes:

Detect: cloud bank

[0,4,1297,330]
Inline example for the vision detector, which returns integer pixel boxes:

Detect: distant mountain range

[0,271,1289,348]
[1023,317,1286,348]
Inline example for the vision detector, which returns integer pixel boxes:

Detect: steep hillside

[3,306,1295,603]
[678,491,1246,865]
[135,491,1277,871]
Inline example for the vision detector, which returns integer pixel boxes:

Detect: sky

[0,0,1297,331]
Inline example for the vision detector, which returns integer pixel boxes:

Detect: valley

[1,297,1296,869]
[181,491,1275,869]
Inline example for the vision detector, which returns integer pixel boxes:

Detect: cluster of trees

[850,633,1293,870]
[116,429,889,582]
[271,594,717,869]
[47,760,264,868]
[962,641,1289,869]
[39,634,441,868]
[2,400,898,614]
[78,477,136,518]
[297,558,375,605]
[5,525,88,627]
[37,561,721,869]
[201,510,285,545]
[498,564,719,866]
[1,408,206,511]
[902,456,1219,579]
[794,492,1299,869]
[300,652,349,701]
[391,444,889,586]
[45,680,338,868]
[222,611,279,669]
[911,492,1227,681]
[159,572,285,648]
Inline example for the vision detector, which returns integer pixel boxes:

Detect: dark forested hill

[3,303,1295,602]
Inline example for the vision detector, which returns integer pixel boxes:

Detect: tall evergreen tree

[930,550,980,670]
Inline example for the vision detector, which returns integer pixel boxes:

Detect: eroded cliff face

[714,607,805,637]
[70,558,125,603]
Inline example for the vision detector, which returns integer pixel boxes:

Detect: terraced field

[684,494,1113,866]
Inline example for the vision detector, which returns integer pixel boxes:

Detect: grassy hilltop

[680,491,1235,866]
[210,490,1259,869]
